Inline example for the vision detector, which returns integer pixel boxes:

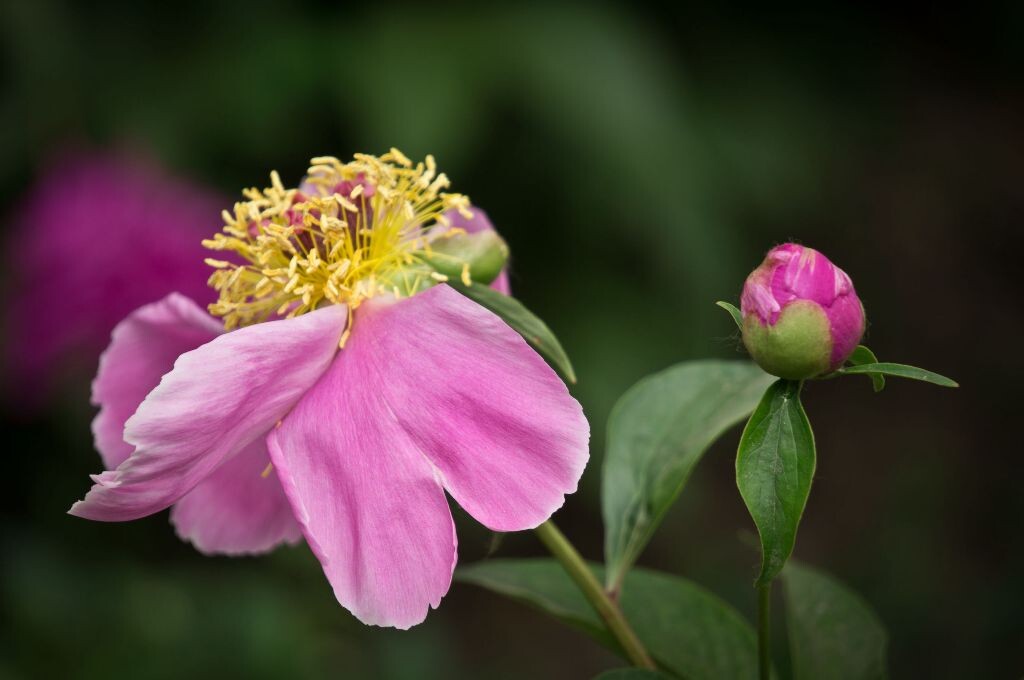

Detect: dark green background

[2,2,1021,677]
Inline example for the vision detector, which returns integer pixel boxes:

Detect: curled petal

[770,245,847,308]
[91,293,223,469]
[70,304,346,522]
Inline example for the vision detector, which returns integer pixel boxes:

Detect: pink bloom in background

[5,150,224,403]
[740,243,865,379]
[70,152,589,629]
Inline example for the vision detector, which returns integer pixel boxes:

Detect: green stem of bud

[757,580,772,680]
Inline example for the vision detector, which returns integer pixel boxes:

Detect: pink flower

[4,149,224,404]
[740,243,865,379]
[69,152,589,629]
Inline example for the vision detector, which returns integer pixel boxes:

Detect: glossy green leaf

[716,300,743,330]
[782,562,889,680]
[736,380,816,586]
[835,362,957,388]
[846,345,884,392]
[447,281,576,383]
[603,361,774,592]
[458,559,759,680]
[593,670,675,680]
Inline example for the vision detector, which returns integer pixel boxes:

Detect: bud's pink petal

[825,293,866,369]
[740,243,865,378]
[770,244,852,310]
[739,261,781,324]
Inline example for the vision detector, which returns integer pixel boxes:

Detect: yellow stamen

[204,152,472,330]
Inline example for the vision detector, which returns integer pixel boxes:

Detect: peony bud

[740,243,865,379]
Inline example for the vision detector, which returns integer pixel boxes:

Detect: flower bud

[740,243,865,379]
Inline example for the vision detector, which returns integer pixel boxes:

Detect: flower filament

[204,149,472,331]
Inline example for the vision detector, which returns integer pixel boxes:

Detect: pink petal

[267,355,457,629]
[825,293,866,368]
[766,244,856,314]
[491,269,511,295]
[91,293,223,470]
[170,439,302,555]
[359,285,590,531]
[70,304,347,522]
[268,285,587,627]
[91,293,304,553]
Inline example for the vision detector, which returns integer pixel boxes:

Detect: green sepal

[376,263,438,297]
[742,301,832,380]
[834,361,957,388]
[420,230,509,286]
[716,300,743,330]
[847,345,885,392]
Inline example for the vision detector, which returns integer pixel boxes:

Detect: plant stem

[534,520,656,670]
[757,581,772,680]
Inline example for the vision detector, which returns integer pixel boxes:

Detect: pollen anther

[204,152,470,329]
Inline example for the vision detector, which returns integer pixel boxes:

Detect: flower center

[203,149,472,332]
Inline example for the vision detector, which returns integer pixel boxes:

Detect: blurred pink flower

[4,150,224,403]
[70,153,588,629]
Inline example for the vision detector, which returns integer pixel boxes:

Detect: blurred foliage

[2,1,1022,678]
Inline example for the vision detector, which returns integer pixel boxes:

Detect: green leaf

[603,361,774,592]
[736,380,816,586]
[782,562,889,680]
[716,301,743,330]
[458,559,759,680]
[446,281,576,383]
[593,670,675,680]
[835,362,957,388]
[846,345,884,392]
